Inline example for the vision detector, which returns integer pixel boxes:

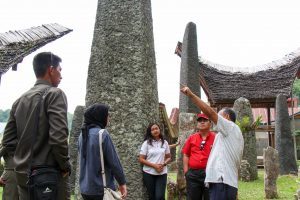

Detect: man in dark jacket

[2,52,71,200]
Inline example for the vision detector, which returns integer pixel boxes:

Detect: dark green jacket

[2,79,70,174]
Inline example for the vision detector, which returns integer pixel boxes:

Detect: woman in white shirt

[139,123,171,200]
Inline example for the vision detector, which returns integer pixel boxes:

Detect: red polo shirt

[182,131,215,170]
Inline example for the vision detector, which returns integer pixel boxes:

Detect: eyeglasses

[200,140,206,150]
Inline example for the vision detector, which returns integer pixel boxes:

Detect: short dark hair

[222,107,236,123]
[32,52,62,78]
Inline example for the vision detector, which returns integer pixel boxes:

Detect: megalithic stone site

[179,22,200,113]
[85,0,159,199]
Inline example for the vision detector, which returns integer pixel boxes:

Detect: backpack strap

[99,129,107,187]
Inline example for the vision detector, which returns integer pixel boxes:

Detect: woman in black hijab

[78,103,127,200]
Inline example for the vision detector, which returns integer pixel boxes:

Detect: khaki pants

[15,172,70,200]
[1,169,19,200]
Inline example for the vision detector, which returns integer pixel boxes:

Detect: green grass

[168,170,299,200]
[0,170,298,199]
[239,170,298,200]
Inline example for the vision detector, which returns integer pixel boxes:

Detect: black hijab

[81,103,109,158]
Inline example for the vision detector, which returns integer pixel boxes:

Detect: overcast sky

[1,0,300,114]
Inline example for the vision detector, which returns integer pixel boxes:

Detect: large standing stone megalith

[74,152,83,200]
[177,113,197,199]
[85,0,159,199]
[179,22,200,113]
[233,97,258,180]
[275,94,298,175]
[264,146,279,199]
[69,106,85,194]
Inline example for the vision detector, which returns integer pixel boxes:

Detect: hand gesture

[180,86,192,97]
[153,164,164,173]
[0,177,6,187]
[119,184,127,199]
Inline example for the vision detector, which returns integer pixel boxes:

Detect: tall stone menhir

[85,0,159,199]
[179,22,201,113]
[233,97,258,181]
[68,106,85,195]
[176,22,201,199]
[275,94,297,175]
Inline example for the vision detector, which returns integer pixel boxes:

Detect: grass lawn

[168,169,299,200]
[0,170,298,199]
[239,170,298,200]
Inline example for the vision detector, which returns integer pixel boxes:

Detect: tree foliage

[236,115,262,133]
[0,109,73,130]
[0,109,10,122]
[292,79,300,103]
[67,112,73,130]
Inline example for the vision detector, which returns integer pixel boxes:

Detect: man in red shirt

[182,113,215,200]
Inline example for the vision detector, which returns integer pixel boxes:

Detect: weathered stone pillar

[179,22,200,113]
[233,97,258,180]
[240,160,251,182]
[74,153,83,200]
[264,146,279,199]
[176,113,197,199]
[69,106,85,194]
[275,94,298,175]
[167,179,178,200]
[85,0,159,199]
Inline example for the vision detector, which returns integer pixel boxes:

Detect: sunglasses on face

[200,140,206,150]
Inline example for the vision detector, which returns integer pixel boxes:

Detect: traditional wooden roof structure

[159,103,178,138]
[0,23,72,83]
[175,41,300,108]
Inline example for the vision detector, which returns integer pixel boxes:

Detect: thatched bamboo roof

[175,42,300,108]
[199,51,300,108]
[0,23,72,83]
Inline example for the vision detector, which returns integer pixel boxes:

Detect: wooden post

[267,107,272,147]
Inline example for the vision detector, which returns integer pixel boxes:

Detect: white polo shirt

[140,139,170,175]
[205,114,244,188]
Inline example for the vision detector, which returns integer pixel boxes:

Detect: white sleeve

[140,141,148,155]
[215,114,233,137]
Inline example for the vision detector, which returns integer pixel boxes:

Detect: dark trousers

[185,169,209,200]
[81,194,104,200]
[1,169,19,200]
[209,183,237,200]
[143,172,167,200]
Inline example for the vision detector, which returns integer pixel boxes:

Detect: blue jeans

[209,183,237,200]
[143,172,167,200]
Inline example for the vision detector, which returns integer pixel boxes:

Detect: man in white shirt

[181,86,244,200]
